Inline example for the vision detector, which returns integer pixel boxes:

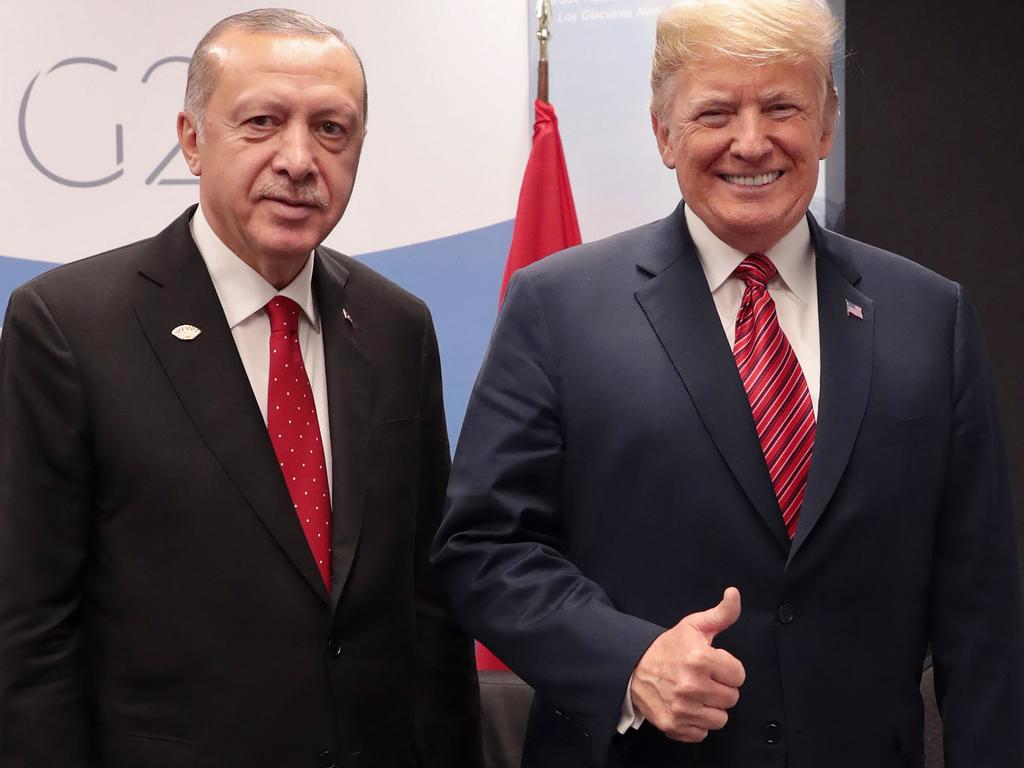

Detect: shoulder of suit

[13,233,158,314]
[516,216,668,284]
[15,207,202,307]
[816,225,959,297]
[316,245,430,323]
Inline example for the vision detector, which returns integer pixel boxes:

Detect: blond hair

[650,0,840,119]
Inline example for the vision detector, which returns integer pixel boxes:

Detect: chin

[258,229,324,259]
[249,243,314,272]
[727,203,798,232]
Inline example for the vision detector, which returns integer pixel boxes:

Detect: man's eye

[321,121,345,136]
[698,111,730,126]
[248,116,273,127]
[767,104,797,117]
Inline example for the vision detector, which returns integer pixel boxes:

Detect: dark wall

[843,1,1024,554]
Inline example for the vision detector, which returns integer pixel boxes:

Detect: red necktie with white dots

[265,296,331,588]
[732,254,815,539]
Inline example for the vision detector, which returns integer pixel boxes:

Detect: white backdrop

[0,1,843,443]
[0,1,530,263]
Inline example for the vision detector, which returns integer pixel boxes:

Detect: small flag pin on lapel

[171,324,202,340]
[342,308,354,327]
[845,299,863,320]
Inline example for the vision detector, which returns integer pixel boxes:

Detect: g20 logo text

[19,56,197,188]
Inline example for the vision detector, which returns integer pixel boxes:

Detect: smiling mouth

[721,171,784,187]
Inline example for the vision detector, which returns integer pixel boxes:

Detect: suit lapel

[132,208,330,602]
[788,218,875,561]
[311,250,372,612]
[634,205,791,552]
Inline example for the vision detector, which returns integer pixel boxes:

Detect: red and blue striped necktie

[732,254,815,539]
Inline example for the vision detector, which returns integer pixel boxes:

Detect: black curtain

[842,0,1024,557]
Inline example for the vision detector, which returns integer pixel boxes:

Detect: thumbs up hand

[628,587,746,742]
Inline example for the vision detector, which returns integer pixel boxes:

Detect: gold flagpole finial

[536,0,552,102]
[536,0,552,60]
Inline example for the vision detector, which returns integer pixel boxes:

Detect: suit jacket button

[777,603,795,624]
[318,749,338,768]
[761,721,783,745]
[327,638,344,658]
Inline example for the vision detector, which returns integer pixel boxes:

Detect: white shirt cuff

[616,673,646,734]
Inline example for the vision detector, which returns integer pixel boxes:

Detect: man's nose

[730,111,772,163]
[271,124,317,180]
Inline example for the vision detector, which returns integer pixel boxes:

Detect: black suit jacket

[433,204,1024,767]
[0,207,482,768]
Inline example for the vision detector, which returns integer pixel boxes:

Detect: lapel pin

[845,299,863,320]
[171,324,202,341]
[342,308,354,327]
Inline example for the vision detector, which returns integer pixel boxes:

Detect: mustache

[257,181,328,210]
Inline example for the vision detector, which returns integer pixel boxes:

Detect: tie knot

[734,253,777,289]
[265,296,301,333]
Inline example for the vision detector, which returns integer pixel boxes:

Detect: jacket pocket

[868,412,945,447]
[99,729,196,768]
[374,413,420,427]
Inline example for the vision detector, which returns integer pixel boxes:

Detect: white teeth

[723,171,782,187]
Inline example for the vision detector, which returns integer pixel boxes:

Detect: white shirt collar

[189,204,320,331]
[684,204,816,305]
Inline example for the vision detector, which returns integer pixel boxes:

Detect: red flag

[498,99,582,305]
[477,99,581,673]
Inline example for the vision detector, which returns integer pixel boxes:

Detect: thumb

[684,587,742,642]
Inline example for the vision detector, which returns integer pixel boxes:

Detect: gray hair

[650,0,840,121]
[183,8,367,136]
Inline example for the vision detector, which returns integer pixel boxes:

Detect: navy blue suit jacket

[433,204,1024,767]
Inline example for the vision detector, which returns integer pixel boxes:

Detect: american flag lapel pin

[845,299,864,320]
[342,308,354,327]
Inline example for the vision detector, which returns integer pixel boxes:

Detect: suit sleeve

[411,303,484,768]
[431,271,664,761]
[0,285,97,766]
[930,286,1024,767]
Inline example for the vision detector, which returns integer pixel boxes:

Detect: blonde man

[434,0,1024,766]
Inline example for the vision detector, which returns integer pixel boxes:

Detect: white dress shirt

[685,204,820,415]
[618,205,822,733]
[189,205,333,499]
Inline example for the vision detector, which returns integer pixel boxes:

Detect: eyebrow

[686,94,737,112]
[308,103,359,123]
[230,95,359,123]
[231,93,286,114]
[686,87,807,114]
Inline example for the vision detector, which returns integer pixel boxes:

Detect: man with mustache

[0,9,481,768]
[433,0,1024,766]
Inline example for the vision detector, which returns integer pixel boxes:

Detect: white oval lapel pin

[171,324,202,341]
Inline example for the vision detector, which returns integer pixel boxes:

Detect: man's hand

[629,587,745,742]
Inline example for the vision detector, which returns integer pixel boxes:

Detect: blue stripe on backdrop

[359,220,512,446]
[0,219,512,450]
[0,257,55,317]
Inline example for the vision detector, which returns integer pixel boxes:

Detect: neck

[240,253,307,291]
[198,204,310,290]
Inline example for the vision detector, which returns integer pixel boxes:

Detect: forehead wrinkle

[758,86,806,103]
[688,93,738,110]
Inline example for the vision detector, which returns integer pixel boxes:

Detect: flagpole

[497,0,581,306]
[537,0,551,103]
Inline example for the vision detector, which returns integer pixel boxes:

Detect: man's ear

[177,112,202,176]
[651,111,677,169]
[818,87,839,160]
